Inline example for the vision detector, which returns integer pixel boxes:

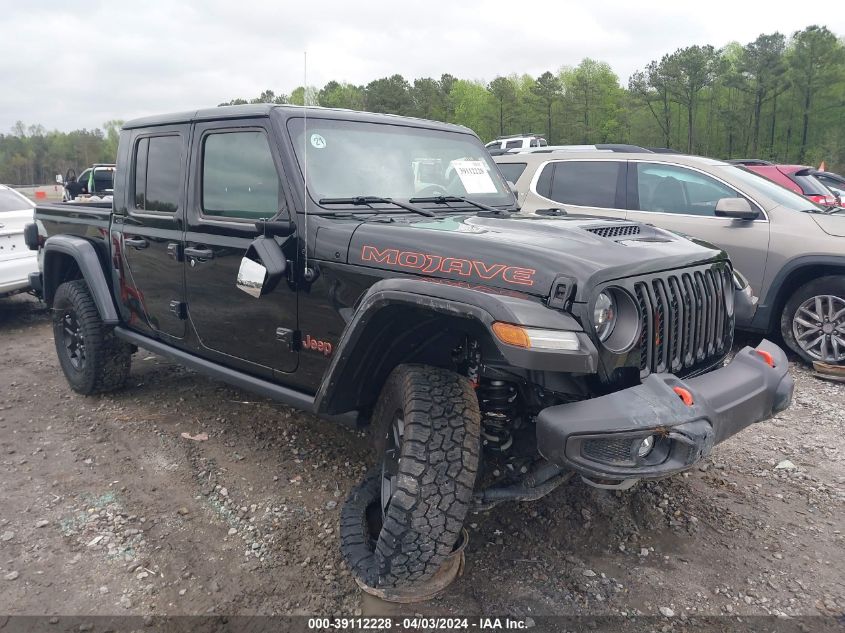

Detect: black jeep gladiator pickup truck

[27,104,793,592]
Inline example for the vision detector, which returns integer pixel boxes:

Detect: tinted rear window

[535,163,553,198]
[497,163,527,184]
[791,174,830,196]
[92,170,114,192]
[134,135,182,213]
[548,161,621,208]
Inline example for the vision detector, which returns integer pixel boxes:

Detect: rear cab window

[133,135,182,213]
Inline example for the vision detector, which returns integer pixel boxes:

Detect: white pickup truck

[0,184,38,297]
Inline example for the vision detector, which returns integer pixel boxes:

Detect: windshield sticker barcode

[451,160,497,194]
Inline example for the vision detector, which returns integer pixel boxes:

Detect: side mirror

[714,197,759,220]
[236,236,288,298]
[236,258,268,298]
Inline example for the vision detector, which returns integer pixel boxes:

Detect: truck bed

[35,201,112,243]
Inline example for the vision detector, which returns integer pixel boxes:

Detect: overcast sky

[3,0,844,132]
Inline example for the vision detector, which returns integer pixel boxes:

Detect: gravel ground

[0,293,843,622]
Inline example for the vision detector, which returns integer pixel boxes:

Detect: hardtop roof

[122,104,473,135]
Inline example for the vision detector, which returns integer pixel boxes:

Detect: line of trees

[0,121,122,186]
[2,25,844,185]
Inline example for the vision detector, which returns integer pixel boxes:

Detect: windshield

[720,166,823,211]
[0,188,34,212]
[287,118,515,209]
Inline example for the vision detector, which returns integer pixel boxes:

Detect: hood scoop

[584,224,641,238]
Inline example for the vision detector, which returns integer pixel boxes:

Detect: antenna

[302,51,309,278]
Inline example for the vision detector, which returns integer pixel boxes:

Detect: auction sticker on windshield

[311,133,327,149]
[451,160,497,194]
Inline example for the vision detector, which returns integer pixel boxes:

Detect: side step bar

[114,327,359,427]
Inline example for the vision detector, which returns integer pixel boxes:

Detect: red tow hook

[755,349,776,368]
[673,386,694,407]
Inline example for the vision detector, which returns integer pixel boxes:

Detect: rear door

[528,159,627,220]
[117,127,188,339]
[625,161,770,295]
[183,118,298,376]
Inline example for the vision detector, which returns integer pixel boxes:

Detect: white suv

[485,135,547,152]
[0,185,38,297]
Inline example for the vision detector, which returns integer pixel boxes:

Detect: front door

[625,161,771,296]
[183,119,298,376]
[118,127,188,339]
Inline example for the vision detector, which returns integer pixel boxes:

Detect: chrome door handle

[124,237,148,249]
[184,247,214,259]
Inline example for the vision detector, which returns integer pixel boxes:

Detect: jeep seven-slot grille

[634,266,732,377]
[586,224,641,238]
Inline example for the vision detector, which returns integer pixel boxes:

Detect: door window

[133,135,182,213]
[548,160,622,208]
[202,130,280,220]
[505,139,522,149]
[635,163,739,216]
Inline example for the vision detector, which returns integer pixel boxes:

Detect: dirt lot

[0,293,843,623]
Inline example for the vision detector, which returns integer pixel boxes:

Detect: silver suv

[495,151,845,365]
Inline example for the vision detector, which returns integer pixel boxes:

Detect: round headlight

[593,291,617,341]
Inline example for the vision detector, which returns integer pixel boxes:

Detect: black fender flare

[751,254,845,331]
[42,235,120,325]
[314,278,597,416]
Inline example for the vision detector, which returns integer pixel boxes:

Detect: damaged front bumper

[535,339,794,487]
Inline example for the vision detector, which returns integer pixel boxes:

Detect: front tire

[781,276,845,365]
[341,364,480,588]
[52,280,133,394]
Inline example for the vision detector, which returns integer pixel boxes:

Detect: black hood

[343,213,727,301]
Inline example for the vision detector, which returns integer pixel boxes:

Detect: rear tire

[780,276,845,366]
[341,364,480,588]
[52,280,133,394]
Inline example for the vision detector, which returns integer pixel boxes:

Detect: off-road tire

[780,276,845,366]
[52,280,133,394]
[340,364,480,588]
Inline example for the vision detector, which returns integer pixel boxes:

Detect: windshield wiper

[409,194,514,215]
[319,196,435,217]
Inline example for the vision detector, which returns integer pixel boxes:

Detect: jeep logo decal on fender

[360,245,535,287]
[303,334,333,356]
